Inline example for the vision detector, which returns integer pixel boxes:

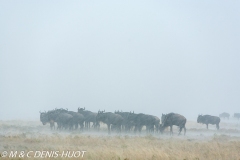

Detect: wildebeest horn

[104,110,105,112]
[66,108,68,111]
[84,107,85,110]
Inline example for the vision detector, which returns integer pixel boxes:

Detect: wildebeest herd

[40,108,240,135]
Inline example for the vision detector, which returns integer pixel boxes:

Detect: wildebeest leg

[50,120,55,130]
[146,125,149,133]
[87,121,89,130]
[92,122,95,128]
[84,121,88,130]
[148,125,153,133]
[170,126,173,135]
[96,122,100,131]
[178,127,182,135]
[184,126,186,135]
[94,121,100,131]
[124,125,128,133]
[85,121,88,130]
[118,124,121,133]
[98,123,100,131]
[139,125,143,133]
[80,122,84,131]
[216,123,219,130]
[134,125,138,133]
[110,124,115,131]
[125,125,128,132]
[75,123,78,130]
[57,122,61,130]
[52,121,55,130]
[155,124,159,133]
[68,123,73,130]
[107,124,111,135]
[206,124,208,129]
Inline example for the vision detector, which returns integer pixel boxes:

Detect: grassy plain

[0,120,240,160]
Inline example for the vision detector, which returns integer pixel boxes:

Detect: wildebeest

[78,107,99,130]
[197,114,220,130]
[41,109,74,130]
[49,109,73,130]
[49,120,55,130]
[114,110,135,132]
[219,112,230,119]
[53,108,85,130]
[67,111,85,130]
[40,111,49,125]
[160,113,186,135]
[127,112,160,133]
[55,112,73,130]
[152,116,161,133]
[233,113,240,120]
[96,111,124,134]
[40,111,55,130]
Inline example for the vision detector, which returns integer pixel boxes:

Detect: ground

[0,119,240,160]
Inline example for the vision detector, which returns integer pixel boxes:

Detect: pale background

[0,1,239,120]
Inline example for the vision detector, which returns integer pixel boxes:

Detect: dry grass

[1,120,240,160]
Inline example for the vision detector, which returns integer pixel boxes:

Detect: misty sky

[0,1,240,120]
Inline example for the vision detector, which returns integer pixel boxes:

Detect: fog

[0,1,239,121]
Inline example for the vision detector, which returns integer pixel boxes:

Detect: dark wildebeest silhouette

[219,112,230,119]
[197,114,220,130]
[78,107,99,130]
[127,112,160,133]
[49,109,74,130]
[114,110,136,132]
[46,109,76,130]
[160,113,186,135]
[40,111,48,125]
[55,112,73,130]
[40,109,84,130]
[96,111,124,134]
[233,113,240,120]
[152,116,161,133]
[40,111,55,130]
[49,120,55,130]
[52,108,85,130]
[67,111,85,131]
[146,115,160,133]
